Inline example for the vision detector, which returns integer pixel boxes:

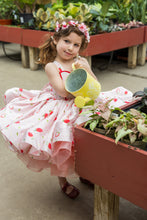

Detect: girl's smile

[64,51,72,55]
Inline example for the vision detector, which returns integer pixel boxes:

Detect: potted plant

[13,0,52,26]
[12,0,38,25]
[0,0,17,25]
[74,93,147,210]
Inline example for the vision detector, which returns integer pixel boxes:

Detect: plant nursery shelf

[74,99,147,220]
[0,25,146,70]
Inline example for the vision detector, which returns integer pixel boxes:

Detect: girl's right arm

[45,63,72,98]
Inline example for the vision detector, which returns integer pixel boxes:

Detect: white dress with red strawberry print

[0,61,133,176]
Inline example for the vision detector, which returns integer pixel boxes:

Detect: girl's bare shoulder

[45,62,58,75]
[45,62,57,70]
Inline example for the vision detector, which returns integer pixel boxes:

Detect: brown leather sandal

[79,177,94,188]
[61,181,80,199]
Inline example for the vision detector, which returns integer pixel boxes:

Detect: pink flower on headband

[78,23,90,42]
[55,20,90,42]
[55,21,60,32]
[68,20,78,26]
[78,23,87,33]
[85,31,90,43]
[62,21,69,29]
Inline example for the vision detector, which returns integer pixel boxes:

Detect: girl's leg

[58,176,80,199]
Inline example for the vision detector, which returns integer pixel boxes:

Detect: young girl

[0,19,133,199]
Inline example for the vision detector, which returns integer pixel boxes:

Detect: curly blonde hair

[38,19,89,67]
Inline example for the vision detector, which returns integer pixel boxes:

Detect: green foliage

[63,0,96,5]
[33,2,92,31]
[130,0,147,24]
[0,0,17,19]
[31,0,146,32]
[108,0,132,23]
[33,3,68,30]
[88,2,114,33]
[82,100,147,146]
[115,127,132,144]
[108,0,147,24]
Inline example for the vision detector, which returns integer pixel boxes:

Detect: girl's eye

[74,44,80,47]
[64,40,69,43]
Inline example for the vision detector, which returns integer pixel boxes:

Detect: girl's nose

[68,44,74,51]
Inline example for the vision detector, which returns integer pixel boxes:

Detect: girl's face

[54,32,82,61]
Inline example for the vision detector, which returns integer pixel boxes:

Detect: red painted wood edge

[0,25,22,44]
[21,29,54,47]
[144,26,147,42]
[74,124,147,210]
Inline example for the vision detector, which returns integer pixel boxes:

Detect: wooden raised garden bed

[74,99,147,219]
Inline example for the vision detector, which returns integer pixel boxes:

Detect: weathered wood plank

[28,47,39,71]
[128,46,138,68]
[21,45,29,68]
[94,185,119,220]
[137,43,147,66]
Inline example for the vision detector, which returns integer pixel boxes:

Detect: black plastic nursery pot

[19,13,33,25]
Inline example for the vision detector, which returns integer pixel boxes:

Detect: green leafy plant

[130,0,147,24]
[33,2,68,30]
[12,0,50,28]
[108,0,147,24]
[108,0,132,24]
[33,2,92,31]
[63,0,96,5]
[82,100,147,148]
[65,3,92,23]
[0,0,17,19]
[88,1,114,34]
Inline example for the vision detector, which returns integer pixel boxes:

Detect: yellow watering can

[65,66,101,108]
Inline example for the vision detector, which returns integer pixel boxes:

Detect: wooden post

[137,43,147,66]
[128,46,138,69]
[21,45,29,68]
[94,185,119,220]
[28,47,39,71]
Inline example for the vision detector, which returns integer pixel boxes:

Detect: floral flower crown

[55,20,90,43]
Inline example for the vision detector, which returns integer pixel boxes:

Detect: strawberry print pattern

[0,61,133,176]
